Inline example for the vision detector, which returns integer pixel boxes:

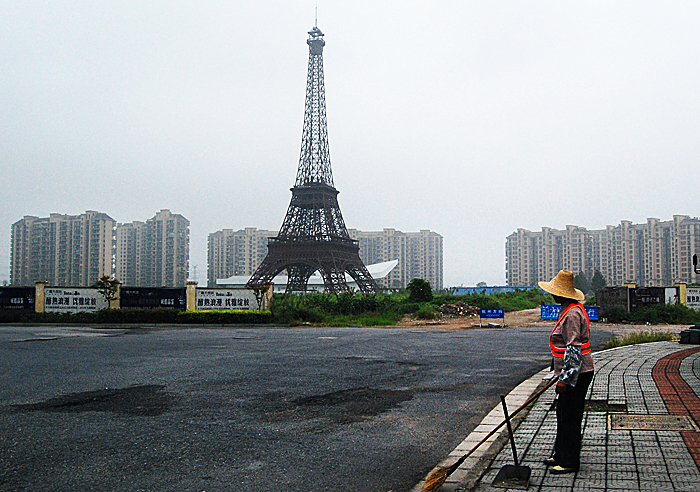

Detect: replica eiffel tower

[247,25,378,294]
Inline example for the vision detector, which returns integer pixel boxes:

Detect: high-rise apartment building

[506,215,700,287]
[10,211,115,286]
[115,210,189,287]
[349,229,443,290]
[115,221,146,286]
[206,228,277,287]
[207,227,443,290]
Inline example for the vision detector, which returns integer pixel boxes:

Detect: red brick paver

[652,346,700,469]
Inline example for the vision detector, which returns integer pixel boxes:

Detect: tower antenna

[315,5,318,28]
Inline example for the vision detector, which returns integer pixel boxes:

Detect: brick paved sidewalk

[464,342,700,492]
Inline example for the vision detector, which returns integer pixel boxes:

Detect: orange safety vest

[550,303,591,358]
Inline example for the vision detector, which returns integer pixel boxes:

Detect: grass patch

[323,312,404,327]
[603,330,676,350]
[415,304,441,320]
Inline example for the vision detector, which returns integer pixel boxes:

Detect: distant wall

[452,286,536,296]
[0,287,35,311]
[120,287,187,310]
[598,285,686,313]
[18,283,271,313]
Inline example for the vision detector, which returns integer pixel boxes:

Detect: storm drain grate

[550,399,627,413]
[609,414,699,431]
[585,399,627,413]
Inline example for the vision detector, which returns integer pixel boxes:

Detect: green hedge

[601,303,700,324]
[0,308,272,325]
[0,287,555,326]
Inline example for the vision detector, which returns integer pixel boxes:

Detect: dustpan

[492,394,531,489]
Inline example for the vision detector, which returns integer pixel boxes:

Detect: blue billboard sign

[480,308,505,327]
[480,308,504,319]
[540,305,599,321]
[540,304,560,320]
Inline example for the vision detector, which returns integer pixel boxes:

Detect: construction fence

[0,282,272,314]
[598,284,699,312]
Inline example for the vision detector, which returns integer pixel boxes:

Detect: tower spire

[296,24,331,186]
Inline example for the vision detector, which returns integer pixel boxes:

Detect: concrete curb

[411,366,553,492]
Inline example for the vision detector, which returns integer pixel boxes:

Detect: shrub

[630,304,700,325]
[600,304,700,325]
[600,306,631,323]
[176,310,273,324]
[397,302,421,314]
[415,304,441,320]
[407,278,433,302]
[0,308,272,325]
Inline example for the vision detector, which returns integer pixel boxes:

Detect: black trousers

[553,370,593,470]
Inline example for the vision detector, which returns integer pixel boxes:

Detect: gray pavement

[2,324,613,492]
[417,342,700,492]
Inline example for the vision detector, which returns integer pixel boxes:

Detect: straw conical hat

[538,270,585,301]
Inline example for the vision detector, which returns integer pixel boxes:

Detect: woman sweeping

[538,270,595,475]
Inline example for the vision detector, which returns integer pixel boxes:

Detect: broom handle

[447,376,557,473]
[500,395,519,467]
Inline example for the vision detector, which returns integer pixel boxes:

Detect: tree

[407,278,433,302]
[591,269,607,294]
[251,283,273,311]
[573,271,591,295]
[93,276,120,308]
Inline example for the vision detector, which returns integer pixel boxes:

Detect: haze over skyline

[2,2,699,287]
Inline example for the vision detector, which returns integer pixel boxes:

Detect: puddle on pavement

[12,384,174,416]
[293,387,413,423]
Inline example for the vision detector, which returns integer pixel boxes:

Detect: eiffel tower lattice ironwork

[247,26,378,294]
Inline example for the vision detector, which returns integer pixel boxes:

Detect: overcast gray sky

[2,1,699,287]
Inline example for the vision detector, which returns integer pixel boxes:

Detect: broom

[421,377,557,492]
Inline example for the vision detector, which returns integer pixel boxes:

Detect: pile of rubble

[440,302,480,317]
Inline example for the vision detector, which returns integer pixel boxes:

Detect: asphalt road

[0,325,612,492]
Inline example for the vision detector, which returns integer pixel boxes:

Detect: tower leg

[346,264,379,294]
[286,264,315,293]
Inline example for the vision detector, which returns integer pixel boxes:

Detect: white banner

[687,288,700,311]
[665,287,679,304]
[44,288,108,312]
[195,289,257,311]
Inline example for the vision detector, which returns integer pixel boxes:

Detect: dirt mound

[396,307,547,329]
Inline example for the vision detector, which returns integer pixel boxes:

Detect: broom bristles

[421,465,450,492]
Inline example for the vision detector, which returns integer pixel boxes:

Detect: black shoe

[542,458,558,466]
[549,465,577,474]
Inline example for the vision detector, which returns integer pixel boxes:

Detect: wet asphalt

[0,325,612,492]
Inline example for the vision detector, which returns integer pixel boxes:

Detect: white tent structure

[216,259,399,292]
